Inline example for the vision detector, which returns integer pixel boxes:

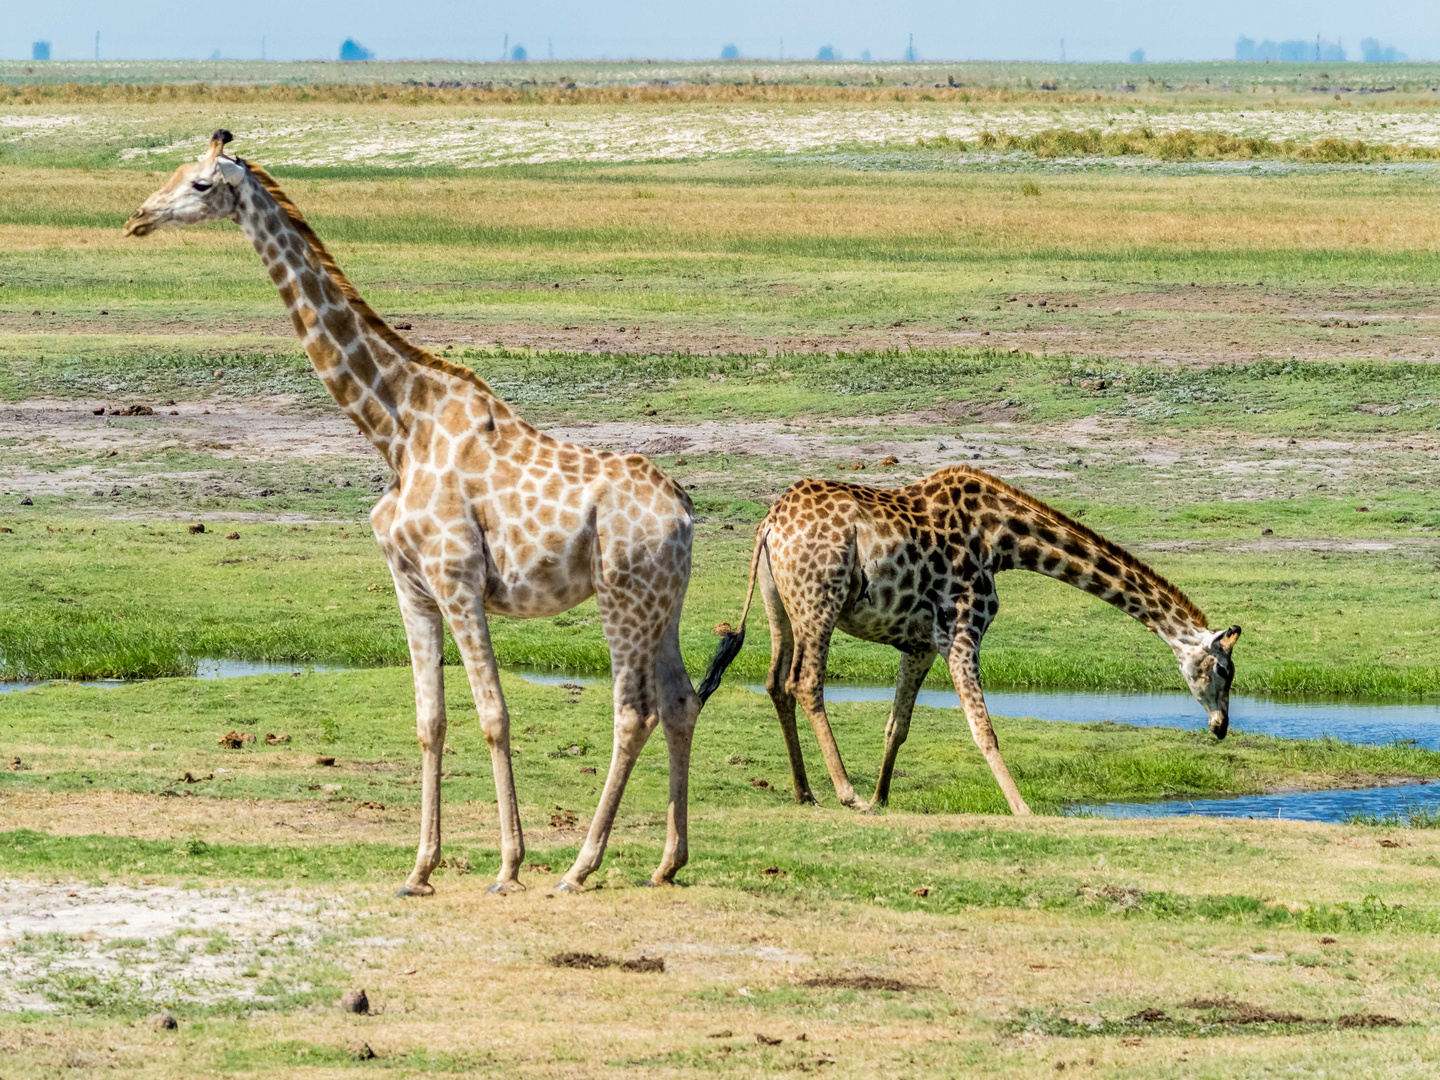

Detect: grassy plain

[3,71,1440,1078]
[3,161,1440,692]
[4,671,1440,1076]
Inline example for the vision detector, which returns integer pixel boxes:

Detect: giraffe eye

[192,180,212,192]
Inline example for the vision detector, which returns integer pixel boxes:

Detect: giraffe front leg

[873,648,936,808]
[435,588,526,894]
[946,632,1031,816]
[383,556,448,897]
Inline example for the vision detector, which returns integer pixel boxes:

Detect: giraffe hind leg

[790,629,865,810]
[558,534,682,890]
[760,551,814,804]
[651,614,699,885]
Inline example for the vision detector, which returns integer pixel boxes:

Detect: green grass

[4,669,1438,817]
[0,516,1437,695]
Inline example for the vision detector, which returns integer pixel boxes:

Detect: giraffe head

[123,129,247,237]
[1175,625,1241,739]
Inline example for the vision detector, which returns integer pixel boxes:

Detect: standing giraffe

[698,466,1240,813]
[124,131,700,895]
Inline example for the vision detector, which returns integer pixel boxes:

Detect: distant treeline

[1236,36,1407,64]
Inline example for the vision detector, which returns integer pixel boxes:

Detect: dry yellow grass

[3,811,1439,1078]
[9,164,1440,256]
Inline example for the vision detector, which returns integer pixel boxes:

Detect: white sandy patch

[1,104,1431,170]
[0,879,346,1012]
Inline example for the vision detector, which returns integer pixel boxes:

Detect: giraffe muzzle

[122,212,156,238]
[1208,710,1229,740]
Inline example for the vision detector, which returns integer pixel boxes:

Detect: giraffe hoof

[395,884,435,898]
[486,879,525,895]
[554,879,585,895]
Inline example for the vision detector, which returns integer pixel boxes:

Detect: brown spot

[802,974,922,992]
[1337,1013,1403,1028]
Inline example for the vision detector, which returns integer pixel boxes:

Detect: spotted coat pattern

[705,466,1240,812]
[124,133,700,894]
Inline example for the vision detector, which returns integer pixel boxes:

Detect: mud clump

[1186,998,1302,1024]
[188,522,205,534]
[265,733,290,745]
[149,1012,178,1030]
[548,952,665,973]
[549,807,578,828]
[217,731,255,749]
[339,988,370,1015]
[803,974,920,992]
[349,1041,376,1060]
[1126,1008,1168,1023]
[1338,1013,1403,1028]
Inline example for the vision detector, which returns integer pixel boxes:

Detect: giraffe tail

[696,525,769,706]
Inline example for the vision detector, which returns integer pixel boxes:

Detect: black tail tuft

[696,628,745,706]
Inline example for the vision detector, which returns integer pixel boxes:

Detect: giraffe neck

[233,174,414,466]
[984,492,1209,648]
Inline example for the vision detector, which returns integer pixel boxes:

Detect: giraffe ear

[1217,625,1241,655]
[216,156,246,186]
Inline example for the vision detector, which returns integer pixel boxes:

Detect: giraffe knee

[476,705,510,747]
[416,713,446,753]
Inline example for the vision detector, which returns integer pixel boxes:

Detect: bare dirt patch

[10,284,1440,364]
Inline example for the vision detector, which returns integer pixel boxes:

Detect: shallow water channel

[7,663,1438,824]
[742,682,1440,824]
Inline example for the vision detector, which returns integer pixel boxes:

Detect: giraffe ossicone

[698,466,1240,813]
[125,130,701,893]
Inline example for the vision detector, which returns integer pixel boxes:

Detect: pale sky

[8,1,1435,64]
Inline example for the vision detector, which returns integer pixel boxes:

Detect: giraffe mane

[941,465,1208,628]
[241,161,498,399]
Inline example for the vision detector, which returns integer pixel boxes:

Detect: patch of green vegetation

[0,514,1435,696]
[2,669,1438,819]
[917,127,1440,163]
[1349,806,1440,829]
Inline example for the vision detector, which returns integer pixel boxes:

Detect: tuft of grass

[1348,806,1440,829]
